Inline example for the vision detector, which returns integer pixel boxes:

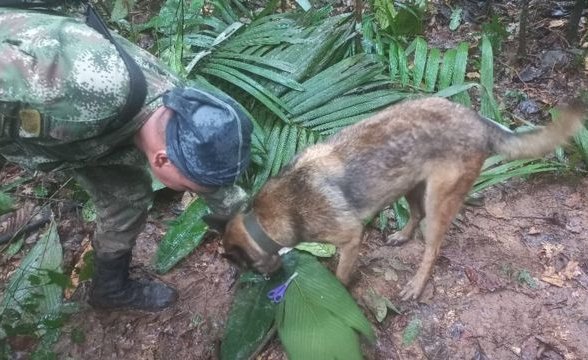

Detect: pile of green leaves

[0,221,78,359]
[153,197,210,273]
[221,251,374,360]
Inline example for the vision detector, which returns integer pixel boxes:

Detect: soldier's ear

[153,150,171,168]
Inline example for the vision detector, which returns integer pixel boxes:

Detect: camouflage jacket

[0,8,182,171]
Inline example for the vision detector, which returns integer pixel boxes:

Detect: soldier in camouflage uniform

[0,8,252,312]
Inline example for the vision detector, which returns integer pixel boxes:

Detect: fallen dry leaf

[562,261,582,279]
[548,19,566,28]
[541,274,565,287]
[466,71,480,80]
[65,237,93,299]
[363,288,400,322]
[540,260,583,288]
[180,191,197,211]
[528,226,540,235]
[540,243,565,260]
[384,269,398,282]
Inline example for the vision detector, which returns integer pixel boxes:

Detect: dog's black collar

[242,211,282,255]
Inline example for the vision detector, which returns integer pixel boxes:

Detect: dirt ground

[1,0,587,359]
[43,175,587,360]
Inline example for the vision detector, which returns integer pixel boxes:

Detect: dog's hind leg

[385,182,425,246]
[400,158,483,300]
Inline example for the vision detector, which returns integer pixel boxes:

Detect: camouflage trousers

[71,164,153,258]
[72,165,248,258]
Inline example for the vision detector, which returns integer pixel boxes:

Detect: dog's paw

[400,277,426,301]
[385,232,410,246]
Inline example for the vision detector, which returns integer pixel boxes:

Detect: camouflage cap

[163,87,253,187]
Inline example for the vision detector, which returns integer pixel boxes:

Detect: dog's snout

[255,255,282,275]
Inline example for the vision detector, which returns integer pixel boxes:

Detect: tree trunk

[566,0,587,45]
[517,0,530,60]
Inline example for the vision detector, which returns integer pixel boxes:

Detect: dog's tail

[489,103,586,160]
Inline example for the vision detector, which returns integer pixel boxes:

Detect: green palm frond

[171,11,409,191]
[246,54,407,192]
[472,156,564,194]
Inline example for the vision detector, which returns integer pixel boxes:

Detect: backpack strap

[82,1,147,124]
[0,0,62,7]
[0,0,148,123]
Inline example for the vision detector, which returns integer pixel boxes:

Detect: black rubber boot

[89,252,178,312]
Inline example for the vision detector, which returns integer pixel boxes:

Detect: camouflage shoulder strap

[0,0,147,124]
[0,0,62,7]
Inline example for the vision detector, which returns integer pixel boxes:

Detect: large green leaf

[472,156,563,194]
[279,285,364,360]
[152,198,210,274]
[412,37,428,88]
[241,32,406,189]
[424,47,441,92]
[283,252,374,338]
[0,220,63,346]
[220,271,286,360]
[251,118,283,192]
[451,42,470,106]
[199,63,291,120]
[434,83,478,98]
[449,7,463,31]
[0,221,63,317]
[294,242,336,257]
[111,0,135,21]
[389,41,399,82]
[480,35,495,119]
[292,90,405,126]
[397,43,410,87]
[573,124,588,165]
[277,251,374,360]
[0,191,13,216]
[214,51,296,73]
[392,197,410,230]
[438,48,456,90]
[209,58,303,90]
[284,57,386,115]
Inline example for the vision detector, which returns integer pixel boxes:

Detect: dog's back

[325,98,490,216]
[292,97,583,217]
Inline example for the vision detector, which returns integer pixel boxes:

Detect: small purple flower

[267,272,299,304]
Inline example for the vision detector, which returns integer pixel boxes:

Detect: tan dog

[222,97,585,300]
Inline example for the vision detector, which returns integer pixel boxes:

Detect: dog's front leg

[334,229,363,285]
